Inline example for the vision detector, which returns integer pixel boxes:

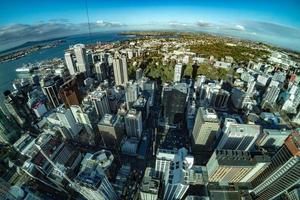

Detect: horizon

[0,0,300,51]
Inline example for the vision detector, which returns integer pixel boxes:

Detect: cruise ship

[15,65,34,73]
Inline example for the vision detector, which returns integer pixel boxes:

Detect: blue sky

[0,0,300,51]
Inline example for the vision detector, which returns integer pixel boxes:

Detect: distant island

[0,38,66,63]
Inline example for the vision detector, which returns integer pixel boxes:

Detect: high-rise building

[192,107,219,151]
[88,90,111,119]
[0,107,21,144]
[112,55,128,85]
[59,78,82,108]
[256,129,291,149]
[140,167,160,200]
[206,149,270,183]
[136,68,143,80]
[95,62,107,82]
[74,150,118,200]
[70,105,98,144]
[73,44,88,75]
[56,106,82,140]
[125,109,143,138]
[64,51,77,75]
[173,63,183,82]
[162,83,187,125]
[125,81,139,109]
[98,114,124,148]
[155,149,177,178]
[251,131,300,199]
[41,78,61,108]
[262,86,280,108]
[217,123,261,151]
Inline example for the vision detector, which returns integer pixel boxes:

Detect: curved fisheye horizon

[0,0,300,52]
[0,1,300,200]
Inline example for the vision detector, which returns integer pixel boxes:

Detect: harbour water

[0,32,131,100]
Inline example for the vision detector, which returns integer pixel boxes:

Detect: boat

[15,65,34,73]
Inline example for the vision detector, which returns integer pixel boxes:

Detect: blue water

[0,32,131,100]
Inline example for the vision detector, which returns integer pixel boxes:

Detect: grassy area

[188,42,269,63]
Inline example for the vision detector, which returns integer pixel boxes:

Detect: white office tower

[64,52,76,75]
[173,63,183,82]
[73,44,88,74]
[56,106,82,139]
[155,149,177,178]
[112,55,128,85]
[192,107,220,151]
[88,89,111,119]
[95,62,106,82]
[246,81,256,95]
[74,150,118,200]
[194,75,206,91]
[256,129,291,149]
[125,81,139,109]
[217,122,260,151]
[140,167,160,200]
[162,148,194,200]
[70,105,98,144]
[282,84,300,114]
[125,109,142,138]
[262,86,280,107]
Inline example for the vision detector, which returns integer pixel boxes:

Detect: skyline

[0,0,300,51]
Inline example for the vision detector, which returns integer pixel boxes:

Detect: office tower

[59,78,82,108]
[292,111,300,125]
[112,55,128,85]
[217,123,260,151]
[256,129,291,149]
[132,95,150,121]
[88,90,111,119]
[140,167,160,200]
[3,90,34,127]
[162,83,187,125]
[251,131,300,198]
[73,44,88,74]
[246,81,256,95]
[70,105,98,143]
[192,107,219,151]
[136,68,143,80]
[98,114,124,148]
[139,77,156,107]
[0,107,21,144]
[125,109,143,138]
[64,51,76,75]
[173,63,183,82]
[95,62,107,82]
[155,148,201,200]
[282,84,300,114]
[125,81,139,109]
[155,149,177,178]
[194,75,206,91]
[40,78,61,108]
[262,85,280,108]
[74,150,118,200]
[56,106,81,139]
[206,149,270,183]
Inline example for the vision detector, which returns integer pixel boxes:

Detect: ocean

[0,32,132,101]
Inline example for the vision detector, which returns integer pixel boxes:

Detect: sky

[0,0,300,51]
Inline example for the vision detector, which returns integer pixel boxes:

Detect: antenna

[85,0,92,43]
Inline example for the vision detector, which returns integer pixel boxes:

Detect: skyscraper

[217,123,261,151]
[95,62,107,82]
[112,55,128,85]
[64,51,77,75]
[125,81,139,109]
[98,114,124,148]
[73,44,88,75]
[125,109,143,138]
[162,83,187,125]
[251,130,300,200]
[206,149,270,183]
[262,85,280,108]
[173,63,183,82]
[192,107,219,151]
[40,76,62,108]
[140,167,160,200]
[88,90,111,119]
[0,107,21,144]
[59,78,82,108]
